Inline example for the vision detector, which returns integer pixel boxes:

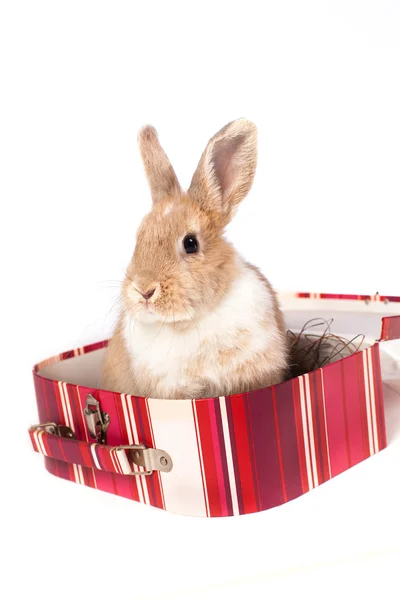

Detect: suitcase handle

[29,423,173,477]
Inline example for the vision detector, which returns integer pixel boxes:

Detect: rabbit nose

[141,288,156,300]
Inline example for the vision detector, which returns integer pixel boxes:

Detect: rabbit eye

[183,235,198,254]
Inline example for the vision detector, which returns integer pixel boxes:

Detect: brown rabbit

[102,119,288,399]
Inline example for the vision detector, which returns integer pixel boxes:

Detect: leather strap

[29,424,173,477]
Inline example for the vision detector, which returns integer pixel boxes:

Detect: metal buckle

[30,422,75,439]
[113,444,173,476]
[84,394,110,444]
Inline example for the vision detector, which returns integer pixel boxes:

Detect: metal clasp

[84,394,110,444]
[113,444,173,476]
[30,422,75,439]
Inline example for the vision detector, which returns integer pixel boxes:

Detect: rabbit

[102,118,289,399]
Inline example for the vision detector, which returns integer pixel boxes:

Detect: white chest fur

[123,262,279,397]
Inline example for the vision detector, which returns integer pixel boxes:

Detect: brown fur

[123,194,239,324]
[102,119,289,398]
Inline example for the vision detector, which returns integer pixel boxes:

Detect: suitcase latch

[84,394,110,444]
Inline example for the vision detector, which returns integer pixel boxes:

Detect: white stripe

[320,370,332,479]
[33,430,40,452]
[121,394,134,444]
[35,430,47,456]
[77,465,84,485]
[192,402,210,517]
[72,464,79,484]
[114,449,132,475]
[304,374,319,487]
[126,395,150,505]
[147,397,207,517]
[367,348,379,453]
[109,449,121,474]
[362,350,374,455]
[34,431,43,454]
[146,398,166,510]
[299,377,314,490]
[219,396,239,517]
[121,393,143,505]
[58,381,77,485]
[90,444,102,470]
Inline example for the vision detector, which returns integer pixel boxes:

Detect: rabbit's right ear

[188,118,258,223]
[138,126,181,203]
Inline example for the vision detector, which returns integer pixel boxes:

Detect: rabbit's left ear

[138,125,181,203]
[188,118,258,222]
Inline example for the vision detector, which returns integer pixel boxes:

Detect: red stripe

[384,295,400,303]
[112,391,131,445]
[115,393,141,501]
[229,394,257,514]
[79,465,94,488]
[113,466,139,502]
[274,380,304,500]
[30,431,40,452]
[54,381,68,426]
[302,377,317,489]
[308,373,323,485]
[66,383,86,441]
[57,436,74,464]
[244,393,261,511]
[292,379,309,493]
[356,351,370,459]
[126,396,149,500]
[381,318,390,340]
[381,316,400,341]
[96,445,117,473]
[145,398,166,510]
[136,397,163,509]
[194,400,222,517]
[90,468,119,496]
[41,376,62,423]
[43,433,63,462]
[323,360,352,476]
[341,355,365,466]
[271,389,287,502]
[191,401,209,516]
[321,293,370,301]
[79,441,94,469]
[313,371,330,483]
[39,377,50,421]
[340,363,352,467]
[370,344,387,451]
[295,292,400,303]
[40,431,53,456]
[126,395,148,503]
[45,457,73,483]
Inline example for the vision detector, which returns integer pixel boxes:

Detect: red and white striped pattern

[30,294,400,517]
[30,431,139,476]
[294,292,400,303]
[31,342,388,516]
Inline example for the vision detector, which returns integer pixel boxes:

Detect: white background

[1,1,400,598]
